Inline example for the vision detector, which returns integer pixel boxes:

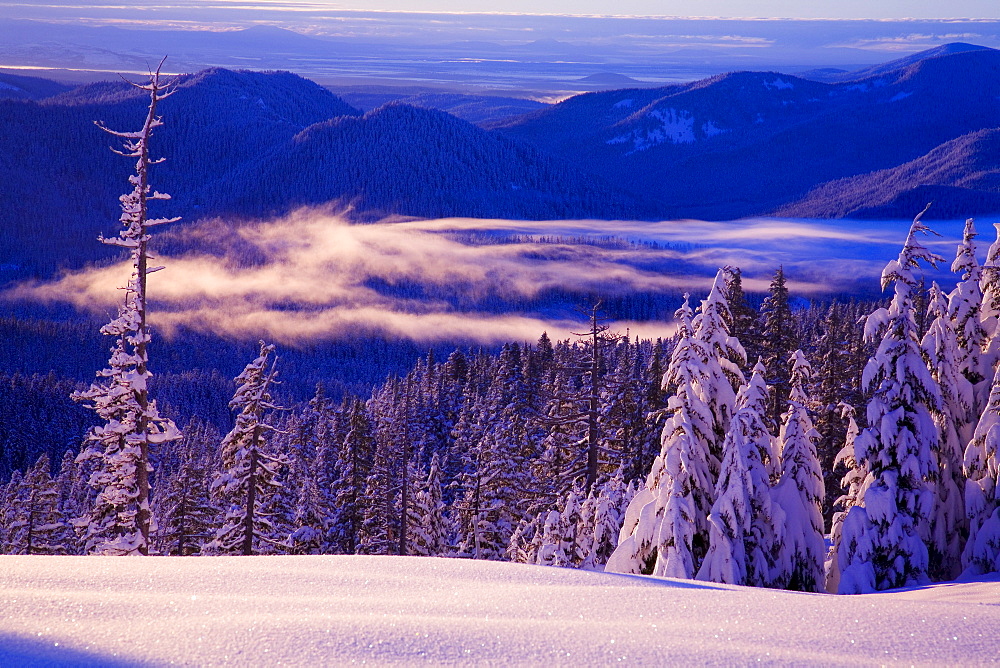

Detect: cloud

[5,210,939,345]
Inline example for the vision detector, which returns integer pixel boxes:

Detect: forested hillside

[497,46,1000,219]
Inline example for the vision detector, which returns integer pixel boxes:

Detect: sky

[0,0,998,21]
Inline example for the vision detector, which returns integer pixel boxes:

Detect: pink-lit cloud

[6,210,920,345]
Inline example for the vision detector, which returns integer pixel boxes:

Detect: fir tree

[204,342,287,556]
[3,454,72,555]
[72,60,181,555]
[834,207,943,593]
[329,397,374,554]
[696,363,779,587]
[949,219,988,405]
[607,295,717,577]
[153,420,218,556]
[921,282,970,579]
[760,266,797,429]
[770,351,825,592]
[407,453,449,557]
[824,404,863,593]
[962,364,1000,575]
[725,267,762,375]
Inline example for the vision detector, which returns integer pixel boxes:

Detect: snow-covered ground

[1,555,997,666]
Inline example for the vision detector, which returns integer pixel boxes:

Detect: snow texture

[0,555,997,666]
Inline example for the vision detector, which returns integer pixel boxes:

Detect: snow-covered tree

[152,420,218,556]
[204,342,287,556]
[406,453,449,557]
[694,268,748,455]
[949,219,988,405]
[834,207,943,593]
[921,282,970,579]
[979,222,1000,373]
[72,61,181,555]
[962,364,1000,575]
[577,472,636,571]
[329,397,374,554]
[825,404,863,593]
[770,351,825,592]
[1,455,73,555]
[696,363,779,587]
[606,295,716,577]
[760,266,798,428]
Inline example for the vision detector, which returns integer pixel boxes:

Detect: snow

[701,120,726,137]
[765,78,794,90]
[0,555,997,666]
[607,108,696,152]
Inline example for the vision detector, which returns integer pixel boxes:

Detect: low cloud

[6,210,929,345]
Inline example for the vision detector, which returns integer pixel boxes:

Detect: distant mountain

[775,128,1000,219]
[798,43,994,83]
[0,68,645,280]
[329,86,549,126]
[3,44,1000,282]
[577,73,644,85]
[0,68,360,277]
[0,72,71,100]
[200,102,651,222]
[497,45,1000,219]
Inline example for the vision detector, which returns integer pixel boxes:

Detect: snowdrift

[1,555,998,665]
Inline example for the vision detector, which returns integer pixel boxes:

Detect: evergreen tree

[0,470,24,554]
[204,342,287,556]
[770,351,825,592]
[962,364,1000,575]
[407,453,449,557]
[329,397,374,554]
[607,295,717,578]
[760,266,797,429]
[2,454,72,555]
[693,267,747,462]
[72,61,181,555]
[153,420,218,556]
[949,219,988,407]
[725,267,762,374]
[696,363,779,587]
[834,207,942,593]
[921,283,970,579]
[824,404,863,593]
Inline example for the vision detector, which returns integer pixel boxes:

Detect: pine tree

[0,470,24,554]
[578,472,635,571]
[696,363,779,587]
[824,404,863,593]
[921,282,970,579]
[152,420,218,556]
[834,207,942,593]
[3,455,72,555]
[770,351,825,592]
[760,266,797,429]
[329,397,374,554]
[962,364,1000,575]
[72,60,181,555]
[406,453,449,557]
[693,267,747,462]
[607,295,717,577]
[204,342,287,556]
[725,267,762,375]
[949,219,988,407]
